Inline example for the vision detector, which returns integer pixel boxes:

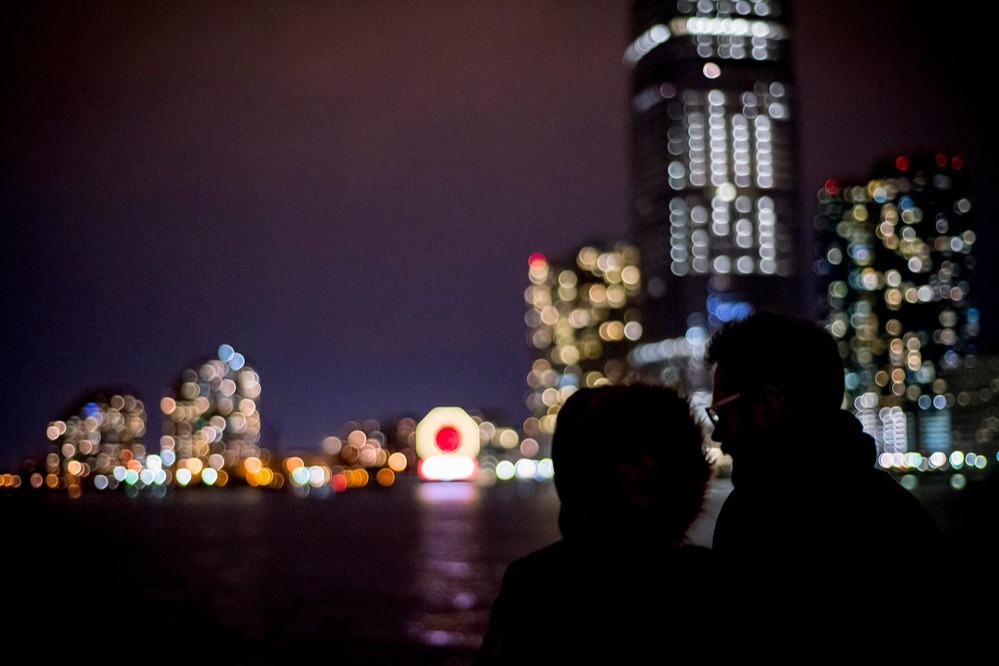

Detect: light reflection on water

[409,482,489,650]
[3,479,562,663]
[5,474,981,662]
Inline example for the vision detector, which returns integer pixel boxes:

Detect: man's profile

[705,312,947,616]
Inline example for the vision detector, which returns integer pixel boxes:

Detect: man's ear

[752,384,787,428]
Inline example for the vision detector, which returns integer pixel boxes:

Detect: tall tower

[626,0,799,388]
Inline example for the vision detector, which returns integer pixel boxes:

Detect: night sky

[3,1,995,466]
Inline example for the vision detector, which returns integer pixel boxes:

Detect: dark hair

[705,311,846,415]
[551,383,710,545]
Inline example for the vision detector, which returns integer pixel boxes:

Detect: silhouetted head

[552,383,710,547]
[705,312,846,480]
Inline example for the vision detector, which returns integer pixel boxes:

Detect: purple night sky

[3,1,995,465]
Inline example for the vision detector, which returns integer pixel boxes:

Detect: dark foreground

[3,472,992,664]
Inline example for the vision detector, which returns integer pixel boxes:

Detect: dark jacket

[712,410,949,626]
[475,539,716,664]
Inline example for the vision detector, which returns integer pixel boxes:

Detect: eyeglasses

[705,393,742,425]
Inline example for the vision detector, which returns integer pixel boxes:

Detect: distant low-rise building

[43,390,149,495]
[160,344,262,487]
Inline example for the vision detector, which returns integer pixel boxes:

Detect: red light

[952,155,964,170]
[823,178,839,196]
[528,252,547,269]
[935,153,948,167]
[434,426,461,453]
[895,156,909,171]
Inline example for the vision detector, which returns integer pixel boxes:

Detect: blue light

[706,295,753,323]
[85,402,101,418]
[557,374,579,389]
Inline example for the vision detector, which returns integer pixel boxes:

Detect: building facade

[160,344,262,486]
[626,0,799,389]
[814,152,982,462]
[43,390,150,494]
[524,243,642,436]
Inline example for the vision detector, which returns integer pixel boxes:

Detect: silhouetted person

[705,312,948,630]
[475,383,716,663]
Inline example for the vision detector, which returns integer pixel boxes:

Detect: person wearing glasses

[704,312,947,620]
[475,383,716,663]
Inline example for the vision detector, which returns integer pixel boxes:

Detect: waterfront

[4,472,991,664]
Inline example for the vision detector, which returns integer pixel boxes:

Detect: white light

[419,455,479,482]
[495,460,516,481]
[623,24,671,66]
[716,182,737,201]
[515,459,538,480]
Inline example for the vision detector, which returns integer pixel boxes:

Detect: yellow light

[387,452,407,472]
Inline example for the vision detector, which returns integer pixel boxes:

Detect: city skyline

[4,1,996,466]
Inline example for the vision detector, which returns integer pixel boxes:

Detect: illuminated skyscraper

[626,0,799,388]
[814,152,980,457]
[524,243,642,436]
[160,344,262,487]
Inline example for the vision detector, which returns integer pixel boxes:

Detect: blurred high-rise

[159,344,262,487]
[43,390,149,495]
[813,152,991,461]
[625,0,799,392]
[523,243,642,438]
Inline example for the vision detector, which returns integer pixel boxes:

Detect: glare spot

[536,458,555,479]
[382,452,405,472]
[515,459,538,479]
[713,256,732,273]
[495,461,516,481]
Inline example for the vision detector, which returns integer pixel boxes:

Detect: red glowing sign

[435,425,461,452]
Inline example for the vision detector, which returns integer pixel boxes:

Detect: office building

[160,344,262,485]
[524,243,642,435]
[626,0,799,390]
[814,152,980,458]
